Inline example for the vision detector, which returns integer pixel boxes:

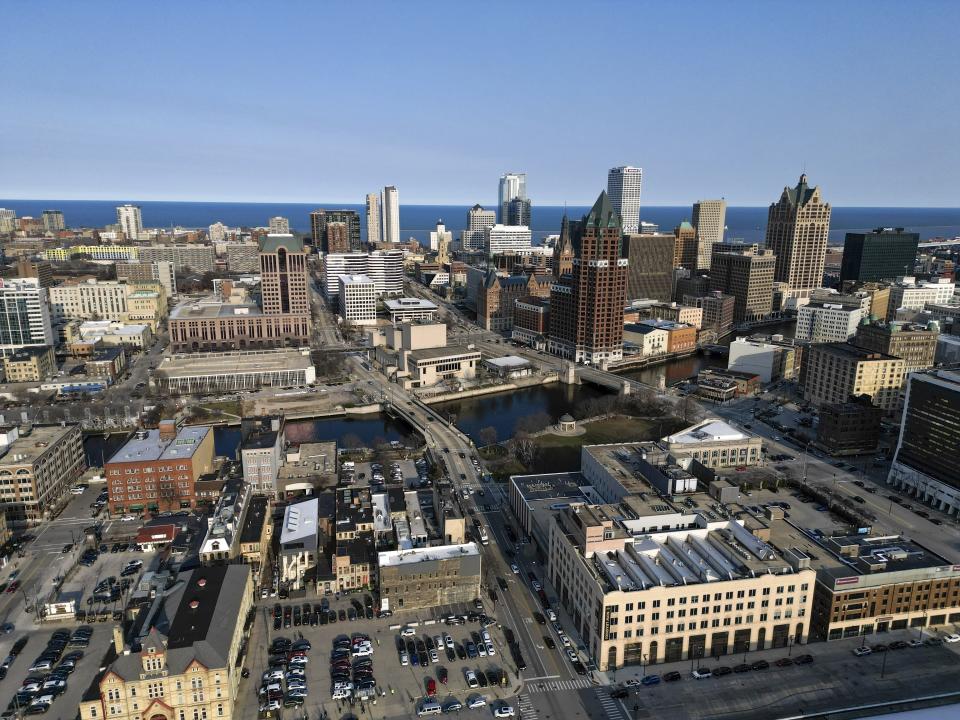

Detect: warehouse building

[152,348,315,394]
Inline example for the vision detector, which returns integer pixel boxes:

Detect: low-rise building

[276,441,338,498]
[887,277,955,319]
[796,303,862,343]
[662,419,763,470]
[384,297,438,323]
[239,416,285,497]
[0,423,85,527]
[238,495,271,579]
[697,368,762,398]
[86,346,126,383]
[643,302,703,329]
[378,543,482,612]
[78,565,253,720]
[1,345,56,382]
[279,497,321,592]
[483,355,533,379]
[66,319,153,350]
[728,336,800,383]
[815,397,884,456]
[623,322,668,358]
[512,296,550,349]
[152,348,315,394]
[199,482,252,565]
[334,539,373,592]
[404,346,480,389]
[802,343,905,413]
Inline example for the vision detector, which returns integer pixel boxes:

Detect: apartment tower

[381,186,400,244]
[365,193,381,245]
[765,174,831,300]
[116,204,143,241]
[498,173,527,224]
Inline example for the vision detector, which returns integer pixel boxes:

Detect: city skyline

[2,2,958,206]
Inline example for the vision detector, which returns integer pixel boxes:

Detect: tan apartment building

[79,565,253,720]
[0,423,85,527]
[2,345,56,382]
[546,505,815,670]
[802,343,905,413]
[378,543,482,612]
[853,321,938,373]
[48,279,167,330]
[709,248,776,324]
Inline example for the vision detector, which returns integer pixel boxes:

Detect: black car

[663,671,682,682]
[611,689,629,699]
[751,660,769,671]
[794,654,814,665]
[533,612,546,625]
[477,670,488,687]
[338,609,346,622]
[733,664,751,673]
[328,611,337,624]
[543,636,555,650]
[713,666,732,676]
[455,644,466,660]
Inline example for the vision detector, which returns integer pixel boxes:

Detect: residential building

[840,228,920,283]
[310,209,361,252]
[384,297,438,323]
[498,172,527,224]
[116,204,143,241]
[268,216,289,234]
[607,166,642,234]
[378,543,482,612]
[765,174,831,300]
[208,221,228,243]
[802,343,905,413]
[815,397,884,456]
[224,243,260,272]
[199,482,253,564]
[796,303,862,343]
[0,278,55,355]
[1,345,56,382]
[623,322,668,357]
[49,279,166,330]
[15,258,54,287]
[138,244,215,272]
[688,292,736,335]
[477,270,551,331]
[663,419,763,470]
[888,370,960,514]
[462,204,496,252]
[365,193,381,246]
[45,245,139,262]
[86,347,127,383]
[887,277,956,319]
[624,233,675,302]
[239,495,271,575]
[672,221,698,271]
[78,565,253,720]
[512,297,550,348]
[486,224,532,255]
[239,416,285,497]
[153,348,315,394]
[323,251,403,298]
[810,534,960,642]
[381,186,400,244]
[105,422,215,514]
[709,247,776,324]
[727,336,800,383]
[116,259,177,298]
[338,274,377,325]
[852,321,938,373]
[0,209,16,233]
[0,424,85,527]
[548,192,629,365]
[692,199,726,271]
[643,302,703,329]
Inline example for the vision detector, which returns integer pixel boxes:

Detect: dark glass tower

[840,228,919,283]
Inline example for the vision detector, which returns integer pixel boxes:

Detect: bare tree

[478,426,498,448]
[675,395,702,424]
[511,431,538,468]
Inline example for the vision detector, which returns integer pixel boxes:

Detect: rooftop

[665,419,750,445]
[259,233,302,254]
[169,294,263,320]
[379,542,481,567]
[511,472,586,502]
[384,298,438,310]
[812,343,899,361]
[407,345,480,361]
[485,355,531,368]
[280,497,319,546]
[107,425,211,464]
[0,423,77,467]
[240,496,269,544]
[157,348,313,378]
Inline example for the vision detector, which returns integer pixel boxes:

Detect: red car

[426,678,436,696]
[5,582,18,594]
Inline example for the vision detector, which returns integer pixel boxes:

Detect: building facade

[381,186,400,244]
[795,303,862,343]
[607,166,642,234]
[486,224,532,255]
[815,398,884,456]
[499,173,527,224]
[116,204,143,241]
[310,209,361,252]
[672,222,698,271]
[378,543,482,611]
[624,233,675,303]
[2,345,56,382]
[765,174,831,300]
[137,245,216,272]
[802,343,905,413]
[840,228,920,284]
[462,204,497,252]
[338,274,377,325]
[709,248,776,324]
[116,260,177,298]
[268,216,289,234]
[853,321,938,373]
[692,199,726,271]
[0,278,55,355]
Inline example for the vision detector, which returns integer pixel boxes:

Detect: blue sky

[1,1,957,206]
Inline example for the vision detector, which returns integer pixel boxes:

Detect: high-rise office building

[116,204,143,241]
[840,228,920,283]
[499,173,527,224]
[486,225,532,255]
[41,210,65,233]
[607,166,642,234]
[268,216,290,234]
[672,222,698,271]
[765,174,831,300]
[310,209,361,252]
[259,234,309,315]
[692,199,725,271]
[365,193,381,245]
[506,197,532,227]
[795,303,862,343]
[0,278,55,355]
[381,186,400,244]
[889,370,960,515]
[462,204,496,251]
[709,247,776,324]
[323,251,403,298]
[548,191,628,364]
[624,233,674,302]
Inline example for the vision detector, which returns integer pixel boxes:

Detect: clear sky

[1,1,958,206]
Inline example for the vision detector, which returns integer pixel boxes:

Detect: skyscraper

[310,209,361,252]
[623,233,675,302]
[116,204,143,241]
[268,216,290,234]
[259,234,310,316]
[765,174,831,300]
[672,222,698,271]
[365,193,381,246]
[709,247,776,324]
[41,210,65,233]
[0,209,15,234]
[0,278,55,355]
[498,173,527,224]
[506,197,532,227]
[548,191,628,365]
[691,199,726,271]
[208,222,228,243]
[552,215,575,278]
[462,204,496,251]
[607,166,642,234]
[381,186,400,245]
[840,228,920,283]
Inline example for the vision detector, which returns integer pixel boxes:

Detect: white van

[417,700,442,716]
[332,688,352,700]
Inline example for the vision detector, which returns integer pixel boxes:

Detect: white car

[401,626,417,637]
[467,695,487,709]
[559,634,571,647]
[944,633,960,643]
[262,670,283,681]
[465,670,479,688]
[493,705,516,718]
[70,487,85,495]
[481,629,491,643]
[532,581,542,592]
[546,609,557,622]
[566,648,578,662]
[511,564,520,575]
[477,642,487,657]
[400,651,409,665]
[120,515,136,522]
[430,649,439,663]
[260,700,281,712]
[444,634,454,649]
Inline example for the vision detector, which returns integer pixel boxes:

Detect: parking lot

[239,595,522,719]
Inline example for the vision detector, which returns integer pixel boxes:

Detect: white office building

[384,298,438,323]
[462,204,497,251]
[0,278,55,356]
[338,274,377,325]
[268,216,290,234]
[208,221,228,243]
[485,224,532,255]
[889,277,956,316]
[796,303,862,343]
[323,253,368,297]
[365,193,381,245]
[692,199,726,271]
[116,204,143,241]
[607,166,642,234]
[381,186,400,244]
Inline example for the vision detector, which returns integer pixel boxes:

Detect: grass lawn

[193,399,243,419]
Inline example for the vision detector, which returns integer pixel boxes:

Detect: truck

[477,526,488,545]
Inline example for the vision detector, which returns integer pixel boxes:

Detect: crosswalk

[525,677,593,693]
[593,688,629,720]
[517,694,538,718]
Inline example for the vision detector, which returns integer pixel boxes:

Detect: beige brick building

[853,321,938,373]
[802,343,905,413]
[765,174,831,301]
[1,345,56,382]
[378,543,482,612]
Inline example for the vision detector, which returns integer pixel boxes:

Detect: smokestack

[158,420,177,441]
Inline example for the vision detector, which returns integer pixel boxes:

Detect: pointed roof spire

[583,190,621,229]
